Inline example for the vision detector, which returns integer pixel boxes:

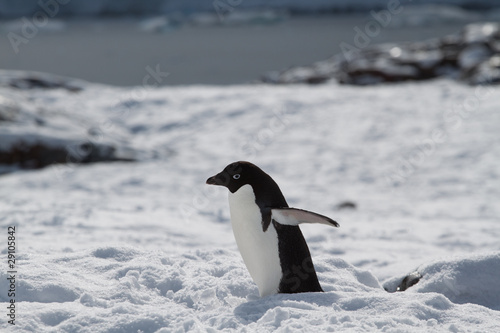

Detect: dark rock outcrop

[0,70,84,92]
[0,141,133,172]
[0,73,137,175]
[262,23,500,86]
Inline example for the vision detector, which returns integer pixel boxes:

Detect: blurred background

[1,0,499,86]
[1,2,500,331]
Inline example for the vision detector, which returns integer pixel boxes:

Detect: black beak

[206,172,227,186]
[206,175,218,185]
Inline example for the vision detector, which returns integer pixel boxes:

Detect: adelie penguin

[206,161,339,297]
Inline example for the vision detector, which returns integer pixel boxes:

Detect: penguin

[206,161,339,297]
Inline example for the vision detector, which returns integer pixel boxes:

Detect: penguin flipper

[271,208,339,228]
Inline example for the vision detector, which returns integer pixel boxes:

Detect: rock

[0,72,141,175]
[262,22,500,86]
[458,44,492,70]
[0,70,84,92]
[0,140,134,173]
[395,271,423,292]
[465,55,500,85]
[339,57,420,85]
[336,201,357,210]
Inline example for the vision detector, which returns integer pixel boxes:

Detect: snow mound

[386,253,500,311]
[5,247,500,332]
[0,247,254,331]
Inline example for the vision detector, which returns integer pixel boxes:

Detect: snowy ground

[1,78,499,332]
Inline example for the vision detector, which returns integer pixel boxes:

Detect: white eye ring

[233,174,241,180]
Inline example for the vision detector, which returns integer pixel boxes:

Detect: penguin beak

[206,172,227,186]
[206,176,218,185]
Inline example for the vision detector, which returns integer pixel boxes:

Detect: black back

[207,161,323,294]
[274,222,323,293]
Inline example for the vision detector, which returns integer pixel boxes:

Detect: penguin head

[206,161,261,193]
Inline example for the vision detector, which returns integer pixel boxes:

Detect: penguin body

[206,161,339,297]
[228,184,283,296]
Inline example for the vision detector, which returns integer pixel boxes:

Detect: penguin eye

[233,174,241,180]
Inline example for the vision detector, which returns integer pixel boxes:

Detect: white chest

[228,184,282,297]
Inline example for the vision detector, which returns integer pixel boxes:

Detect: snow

[1,77,500,331]
[385,253,500,310]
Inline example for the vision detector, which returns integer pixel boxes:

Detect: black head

[207,161,289,221]
[206,161,267,193]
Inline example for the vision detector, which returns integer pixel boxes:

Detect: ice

[1,75,500,331]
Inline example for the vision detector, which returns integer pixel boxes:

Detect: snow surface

[1,78,500,332]
[0,71,150,174]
